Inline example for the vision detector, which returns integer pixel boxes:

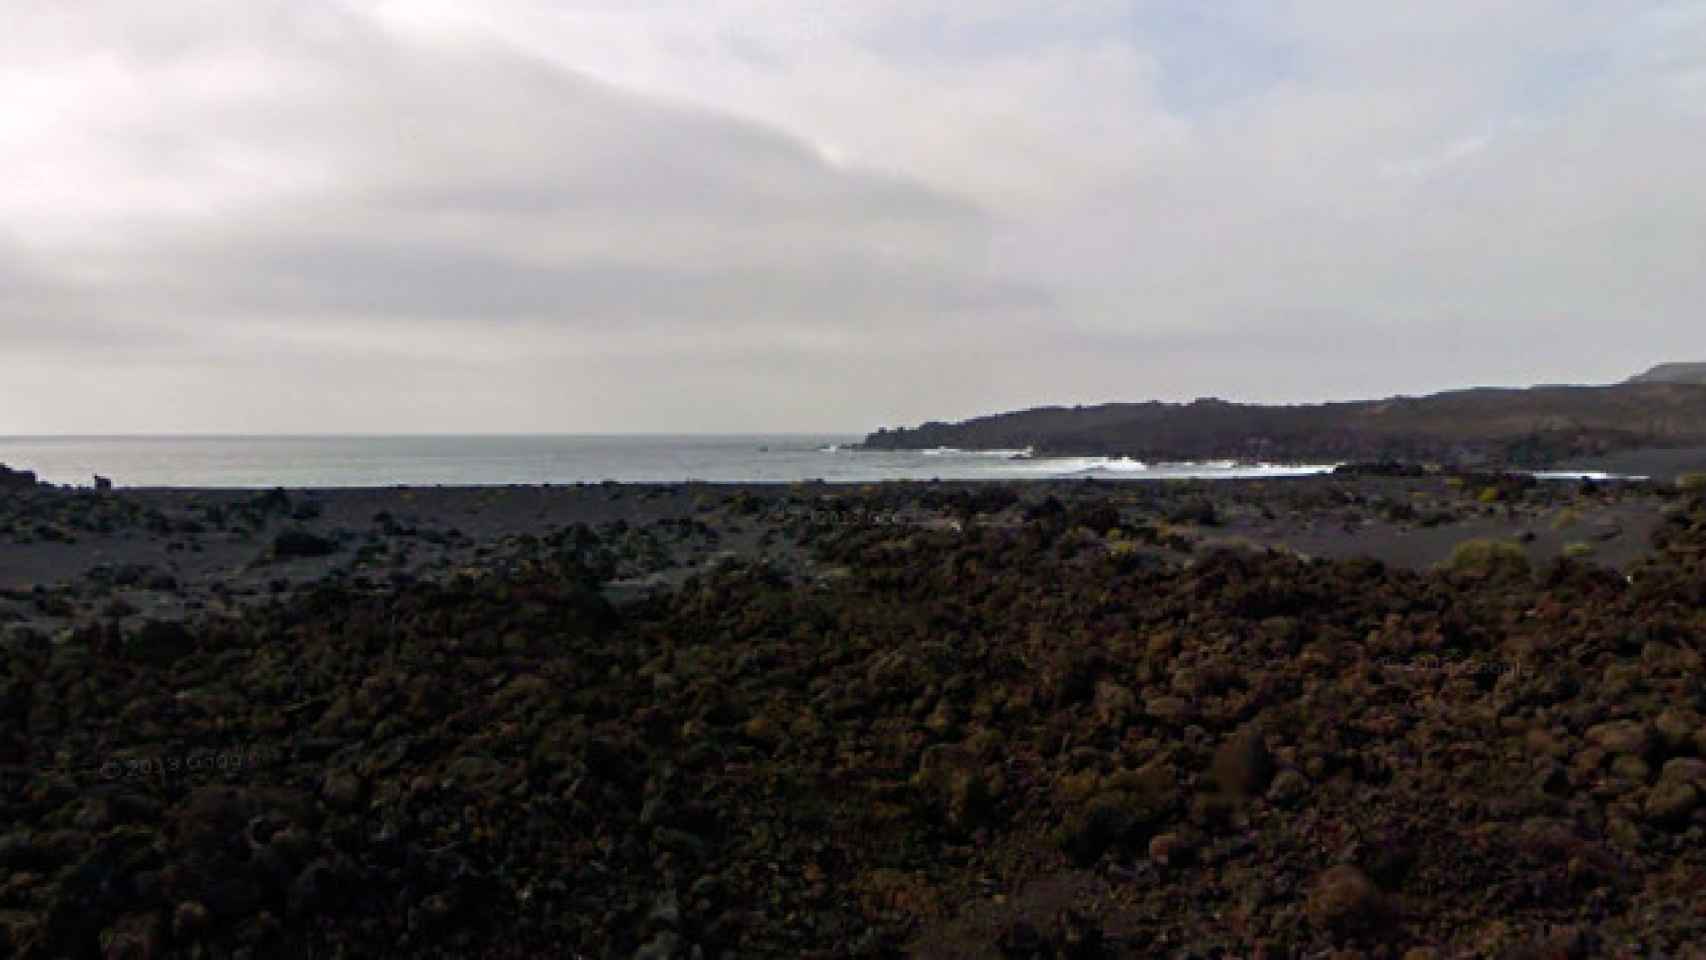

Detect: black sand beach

[0,472,1684,638]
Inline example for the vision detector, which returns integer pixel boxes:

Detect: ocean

[0,435,1344,488]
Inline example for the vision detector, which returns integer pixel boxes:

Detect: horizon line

[0,431,871,440]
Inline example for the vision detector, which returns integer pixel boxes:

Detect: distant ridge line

[861,375,1706,468]
[1626,362,1706,386]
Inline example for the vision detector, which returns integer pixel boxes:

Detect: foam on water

[1090,457,1151,473]
[919,446,1035,458]
[1531,470,1649,481]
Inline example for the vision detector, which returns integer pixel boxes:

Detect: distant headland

[859,365,1706,470]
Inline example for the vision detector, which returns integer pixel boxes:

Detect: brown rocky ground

[3,473,1705,958]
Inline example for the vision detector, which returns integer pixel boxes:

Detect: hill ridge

[860,380,1706,467]
[1627,362,1706,385]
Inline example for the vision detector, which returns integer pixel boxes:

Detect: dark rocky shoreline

[857,383,1706,474]
[4,472,1706,957]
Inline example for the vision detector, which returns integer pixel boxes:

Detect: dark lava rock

[632,930,682,960]
[0,464,38,489]
[0,831,43,871]
[273,528,337,559]
[1584,720,1651,757]
[1053,909,1105,959]
[1211,726,1274,798]
[1305,864,1389,935]
[320,769,367,812]
[1644,760,1705,828]
[1265,768,1310,806]
[124,619,196,665]
[996,919,1046,958]
[99,910,164,960]
[1334,462,1427,478]
[172,900,209,940]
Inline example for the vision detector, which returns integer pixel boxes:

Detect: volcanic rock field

[3,473,1706,957]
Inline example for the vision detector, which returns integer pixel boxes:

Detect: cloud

[0,1,1043,433]
[2,1,1705,433]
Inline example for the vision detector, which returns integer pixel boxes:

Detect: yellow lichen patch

[1056,770,1101,803]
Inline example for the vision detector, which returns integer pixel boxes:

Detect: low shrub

[1445,538,1530,578]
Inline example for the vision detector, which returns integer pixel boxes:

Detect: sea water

[0,435,1341,488]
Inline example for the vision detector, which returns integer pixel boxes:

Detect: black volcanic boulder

[1211,726,1274,798]
[1066,501,1121,535]
[125,619,198,665]
[0,464,38,490]
[1024,496,1067,523]
[1334,462,1426,478]
[272,529,337,559]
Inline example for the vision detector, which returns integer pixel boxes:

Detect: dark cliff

[860,382,1706,467]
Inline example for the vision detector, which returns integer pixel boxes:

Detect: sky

[2,1,1704,434]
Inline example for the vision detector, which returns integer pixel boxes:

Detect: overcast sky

[3,1,1704,433]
